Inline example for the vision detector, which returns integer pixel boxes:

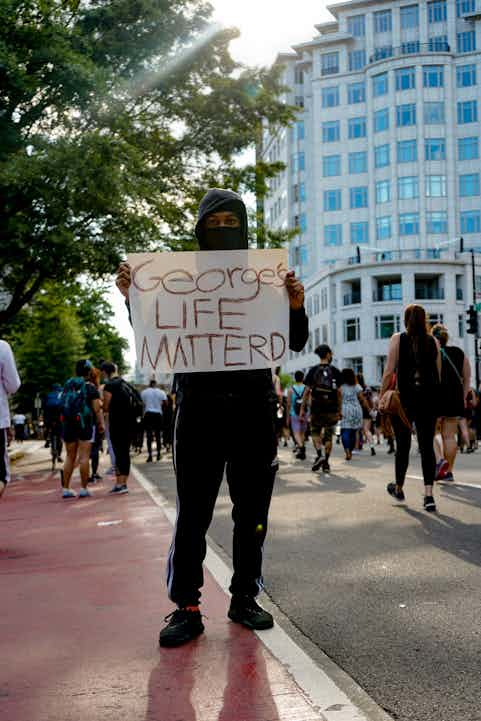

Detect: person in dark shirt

[300,345,342,473]
[116,188,308,647]
[61,360,104,500]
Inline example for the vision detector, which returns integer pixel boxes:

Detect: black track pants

[167,397,278,607]
[392,409,437,487]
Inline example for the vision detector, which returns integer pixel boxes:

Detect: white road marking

[97,520,123,527]
[130,464,392,721]
[407,474,481,490]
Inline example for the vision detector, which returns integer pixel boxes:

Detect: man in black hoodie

[117,189,308,646]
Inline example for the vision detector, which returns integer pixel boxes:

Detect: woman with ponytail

[380,304,441,511]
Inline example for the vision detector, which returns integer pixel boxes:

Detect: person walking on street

[287,371,308,459]
[339,369,365,461]
[61,360,104,499]
[12,412,26,442]
[101,361,143,495]
[0,340,21,501]
[300,345,342,473]
[431,324,471,482]
[116,187,308,647]
[141,380,167,462]
[380,304,441,512]
[357,373,376,456]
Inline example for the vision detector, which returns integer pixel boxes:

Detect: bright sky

[112,1,333,373]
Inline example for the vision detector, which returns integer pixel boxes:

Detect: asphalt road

[141,441,481,721]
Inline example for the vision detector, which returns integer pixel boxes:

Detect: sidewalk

[1,452,327,721]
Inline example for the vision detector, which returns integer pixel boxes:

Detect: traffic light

[466,305,479,335]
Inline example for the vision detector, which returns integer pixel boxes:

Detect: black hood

[194,188,248,250]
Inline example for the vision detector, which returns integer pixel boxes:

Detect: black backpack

[116,379,144,425]
[311,365,339,414]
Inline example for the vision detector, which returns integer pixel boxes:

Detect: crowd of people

[279,305,480,515]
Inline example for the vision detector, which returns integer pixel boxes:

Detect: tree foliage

[0,0,294,327]
[4,281,128,410]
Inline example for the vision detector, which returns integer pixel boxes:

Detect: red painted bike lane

[0,459,324,721]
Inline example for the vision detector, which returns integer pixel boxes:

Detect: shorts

[62,421,95,444]
[310,413,338,443]
[291,415,308,434]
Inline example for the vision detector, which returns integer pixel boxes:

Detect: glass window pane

[323,154,341,176]
[373,72,388,96]
[425,138,446,160]
[395,67,416,91]
[375,144,390,167]
[349,151,367,174]
[458,137,479,160]
[401,4,419,28]
[397,139,417,162]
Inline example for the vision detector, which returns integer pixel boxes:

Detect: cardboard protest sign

[127,249,289,376]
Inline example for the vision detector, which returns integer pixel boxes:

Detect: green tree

[0,0,294,327]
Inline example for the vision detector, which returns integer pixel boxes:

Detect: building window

[396,103,416,126]
[291,152,305,173]
[344,318,360,342]
[376,215,392,240]
[375,315,400,339]
[402,40,421,54]
[398,176,419,199]
[397,139,417,163]
[457,100,478,124]
[425,138,446,161]
[348,116,366,139]
[399,212,420,235]
[400,4,419,28]
[350,186,368,208]
[460,173,480,196]
[423,65,444,87]
[321,288,328,310]
[348,14,366,36]
[429,35,448,52]
[396,67,416,91]
[376,179,391,204]
[373,45,393,61]
[424,101,445,124]
[458,314,465,337]
[349,151,367,174]
[348,81,365,104]
[349,50,366,71]
[322,86,340,108]
[324,189,342,211]
[373,72,388,97]
[457,31,476,53]
[376,279,402,301]
[323,154,341,176]
[427,211,448,233]
[374,107,389,133]
[428,0,447,22]
[322,52,339,75]
[375,143,390,168]
[374,9,392,32]
[350,221,369,244]
[457,0,475,15]
[313,294,320,314]
[425,175,447,197]
[324,224,343,246]
[460,210,481,233]
[295,121,305,140]
[322,121,340,142]
[458,136,479,160]
[457,64,476,87]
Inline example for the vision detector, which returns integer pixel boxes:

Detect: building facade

[262,0,481,384]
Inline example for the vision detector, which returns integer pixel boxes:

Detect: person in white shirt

[0,340,21,499]
[141,380,167,462]
[12,413,26,442]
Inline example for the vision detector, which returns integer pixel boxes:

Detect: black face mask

[202,226,245,251]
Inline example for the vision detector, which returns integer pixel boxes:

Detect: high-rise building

[261,0,481,384]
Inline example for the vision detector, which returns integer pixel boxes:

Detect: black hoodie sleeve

[289,306,309,352]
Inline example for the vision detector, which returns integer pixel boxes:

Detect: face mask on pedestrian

[202,226,245,251]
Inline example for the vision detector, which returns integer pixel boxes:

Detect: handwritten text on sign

[128,249,289,375]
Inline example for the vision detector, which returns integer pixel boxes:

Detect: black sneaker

[423,495,437,512]
[321,459,330,472]
[371,447,376,457]
[158,608,204,647]
[311,453,323,472]
[228,596,274,630]
[295,447,306,460]
[146,455,153,463]
[387,482,405,502]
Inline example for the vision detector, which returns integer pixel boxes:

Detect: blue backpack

[45,390,62,410]
[61,377,93,428]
